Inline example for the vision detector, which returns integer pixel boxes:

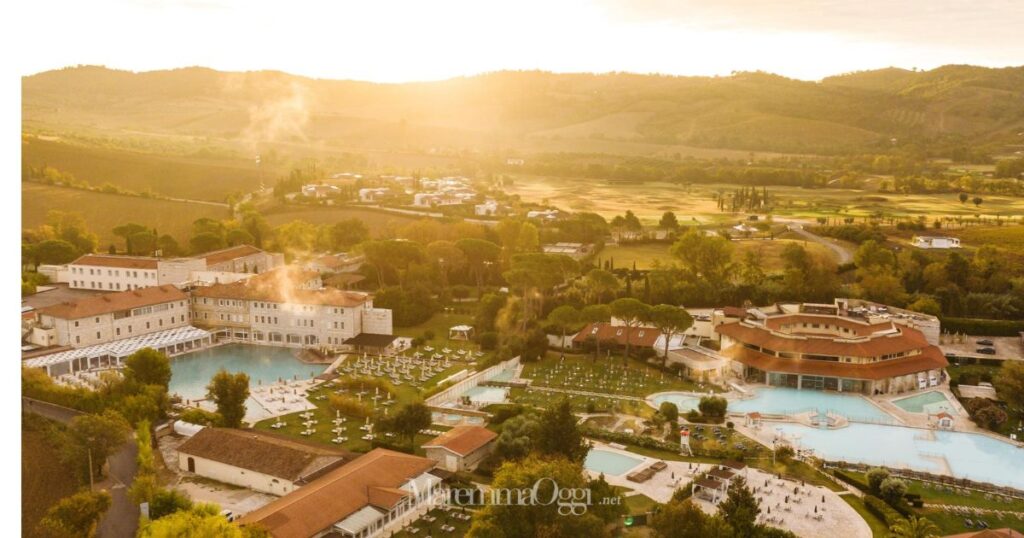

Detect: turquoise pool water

[731,387,889,422]
[462,386,508,404]
[649,393,701,411]
[892,391,958,415]
[169,344,324,400]
[773,423,1024,490]
[585,449,644,476]
[490,367,517,383]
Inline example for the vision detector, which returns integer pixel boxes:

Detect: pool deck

[583,441,711,503]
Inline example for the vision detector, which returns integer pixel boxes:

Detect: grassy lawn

[844,470,1024,512]
[394,312,476,343]
[263,205,420,236]
[599,243,673,270]
[624,494,659,515]
[391,507,476,537]
[22,416,83,538]
[916,506,1024,534]
[840,495,890,538]
[22,182,227,246]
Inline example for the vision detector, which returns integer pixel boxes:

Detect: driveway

[23,398,140,537]
[783,222,854,265]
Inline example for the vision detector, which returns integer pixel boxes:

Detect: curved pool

[169,344,325,401]
[648,392,701,411]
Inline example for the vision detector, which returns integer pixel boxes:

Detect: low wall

[425,357,520,407]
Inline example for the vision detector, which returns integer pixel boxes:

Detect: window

[96,331,101,339]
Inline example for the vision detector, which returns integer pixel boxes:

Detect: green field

[503,175,1024,224]
[263,205,420,236]
[22,183,228,246]
[22,137,264,202]
[599,238,838,272]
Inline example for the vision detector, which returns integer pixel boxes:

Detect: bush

[698,396,728,419]
[478,331,499,351]
[864,495,903,526]
[939,317,1024,336]
[178,408,221,426]
[329,395,373,418]
[866,467,890,493]
[879,477,908,505]
[659,402,679,423]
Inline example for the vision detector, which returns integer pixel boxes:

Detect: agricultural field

[503,175,1024,224]
[263,205,420,236]
[949,225,1024,250]
[22,417,81,538]
[22,136,263,202]
[22,183,228,247]
[599,238,838,271]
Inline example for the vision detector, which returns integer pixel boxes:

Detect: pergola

[448,325,474,341]
[24,326,212,377]
[692,478,728,503]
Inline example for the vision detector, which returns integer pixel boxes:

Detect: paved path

[527,385,645,401]
[784,223,854,265]
[23,397,140,538]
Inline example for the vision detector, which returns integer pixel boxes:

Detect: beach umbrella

[767,507,770,514]
[814,505,818,514]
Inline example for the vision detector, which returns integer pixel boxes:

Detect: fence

[425,357,520,407]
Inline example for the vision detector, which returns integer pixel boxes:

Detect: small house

[422,425,497,472]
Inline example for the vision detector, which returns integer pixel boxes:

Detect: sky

[11,0,1024,82]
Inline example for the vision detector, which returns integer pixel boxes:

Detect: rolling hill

[22,65,1024,155]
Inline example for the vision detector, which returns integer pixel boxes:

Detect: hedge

[864,495,903,526]
[832,469,871,494]
[939,317,1024,337]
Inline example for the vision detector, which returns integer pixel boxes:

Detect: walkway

[528,385,645,401]
[784,222,854,265]
[23,397,140,538]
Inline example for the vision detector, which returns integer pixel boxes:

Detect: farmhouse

[238,448,442,538]
[305,252,364,274]
[716,300,948,395]
[422,425,497,472]
[301,184,341,199]
[541,242,593,260]
[571,322,664,353]
[358,187,392,203]
[177,428,350,496]
[474,199,501,216]
[28,284,190,348]
[912,236,961,249]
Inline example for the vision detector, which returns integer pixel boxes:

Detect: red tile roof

[177,428,349,482]
[716,320,930,358]
[192,267,368,307]
[722,345,948,381]
[422,425,497,457]
[572,322,661,347]
[202,245,265,265]
[70,254,158,270]
[36,285,186,319]
[238,449,435,538]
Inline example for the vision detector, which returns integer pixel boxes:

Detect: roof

[202,244,265,265]
[722,345,948,381]
[343,333,398,347]
[178,428,349,482]
[70,254,159,270]
[238,449,435,538]
[716,319,932,358]
[36,285,187,319]
[721,460,747,470]
[572,322,661,347]
[422,425,497,457]
[192,268,368,307]
[24,326,210,368]
[695,478,726,490]
[708,468,736,481]
[944,530,1024,538]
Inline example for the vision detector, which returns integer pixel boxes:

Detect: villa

[716,300,948,394]
[304,252,364,274]
[238,448,442,538]
[912,236,961,249]
[49,245,284,291]
[358,187,392,203]
[27,284,190,349]
[177,427,351,496]
[541,242,593,260]
[190,266,393,349]
[301,184,341,199]
[422,425,497,472]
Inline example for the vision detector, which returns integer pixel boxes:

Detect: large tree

[456,238,501,292]
[647,304,694,365]
[66,410,131,480]
[38,490,111,538]
[670,228,735,291]
[206,369,250,427]
[583,268,618,304]
[494,413,540,460]
[536,399,588,463]
[994,360,1024,414]
[718,477,760,538]
[547,305,581,357]
[651,497,733,538]
[378,402,432,448]
[123,347,172,389]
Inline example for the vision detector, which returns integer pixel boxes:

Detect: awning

[23,326,211,369]
[343,333,399,347]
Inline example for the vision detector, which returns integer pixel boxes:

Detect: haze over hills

[22,64,1024,155]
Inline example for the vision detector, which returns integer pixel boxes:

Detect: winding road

[780,220,855,265]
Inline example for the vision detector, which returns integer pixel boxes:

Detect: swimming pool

[169,344,325,401]
[585,449,644,476]
[773,423,1024,490]
[648,392,701,411]
[462,386,508,405]
[731,387,890,422]
[892,391,958,415]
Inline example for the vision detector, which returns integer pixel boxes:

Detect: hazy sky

[14,0,1024,81]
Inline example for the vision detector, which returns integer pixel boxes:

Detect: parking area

[940,336,1024,363]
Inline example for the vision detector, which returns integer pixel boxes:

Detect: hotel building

[716,300,947,395]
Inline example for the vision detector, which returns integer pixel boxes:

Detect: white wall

[177,453,297,496]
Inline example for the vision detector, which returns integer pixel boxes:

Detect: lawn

[599,243,674,270]
[950,225,1024,250]
[844,470,1024,512]
[916,506,1024,535]
[624,494,659,515]
[23,182,228,246]
[22,415,83,538]
[393,312,476,343]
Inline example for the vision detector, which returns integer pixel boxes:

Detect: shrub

[659,401,679,423]
[478,331,499,351]
[864,495,903,526]
[698,396,728,419]
[178,408,221,426]
[879,477,908,505]
[866,467,890,493]
[329,395,373,418]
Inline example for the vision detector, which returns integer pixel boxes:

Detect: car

[220,509,236,522]
[977,339,994,346]
[976,348,997,355]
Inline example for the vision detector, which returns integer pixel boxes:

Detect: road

[23,397,140,538]
[782,221,854,265]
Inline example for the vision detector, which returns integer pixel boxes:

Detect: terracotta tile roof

[722,345,949,381]
[366,486,410,510]
[202,244,265,265]
[178,428,349,482]
[721,460,747,470]
[716,320,930,358]
[70,254,159,269]
[708,469,736,481]
[571,322,661,347]
[36,285,186,320]
[238,449,435,538]
[762,314,895,337]
[192,267,368,307]
[422,425,497,457]
[696,478,726,490]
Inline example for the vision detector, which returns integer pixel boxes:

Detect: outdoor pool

[892,391,958,415]
[462,386,508,405]
[773,422,1024,490]
[169,344,325,401]
[584,448,644,476]
[731,387,890,422]
[648,392,701,411]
